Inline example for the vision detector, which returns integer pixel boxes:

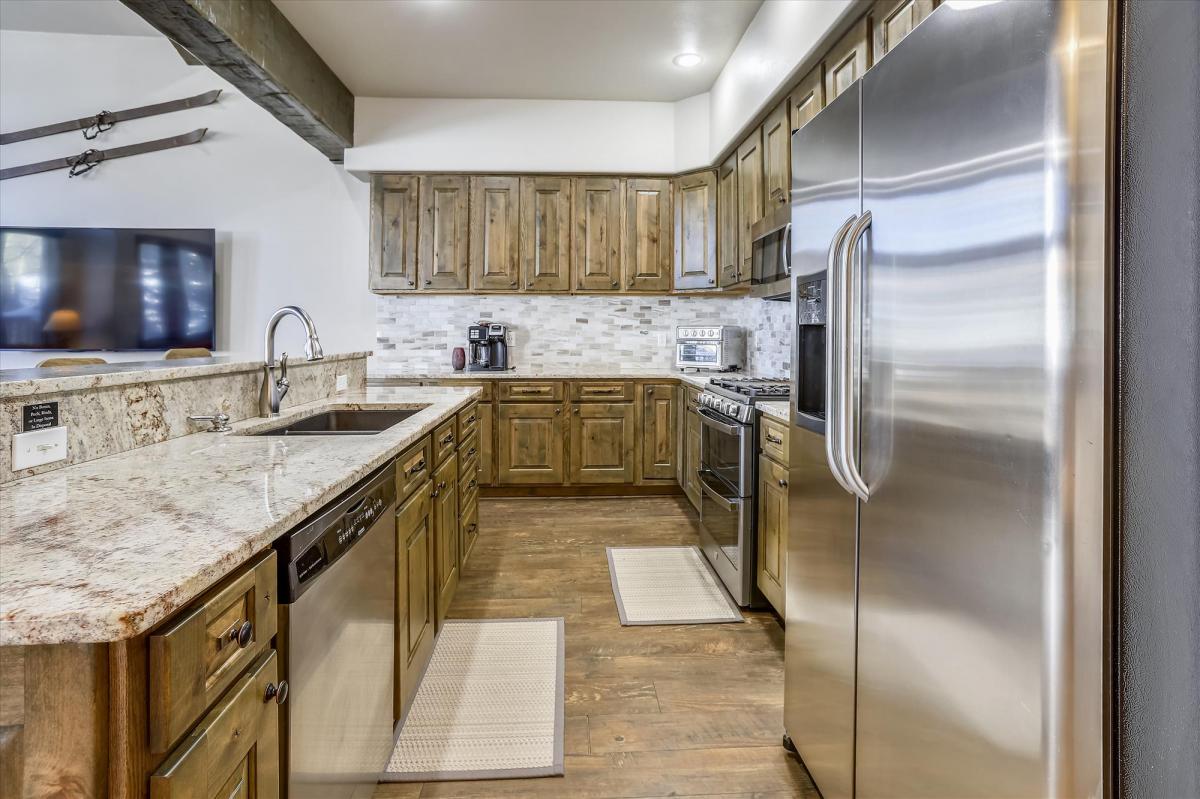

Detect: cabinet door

[572,177,624,292]
[395,480,435,718]
[717,153,739,287]
[150,651,281,799]
[824,17,872,102]
[569,401,636,484]
[432,455,460,628]
[470,176,521,291]
[497,403,566,484]
[756,455,787,614]
[761,100,791,209]
[640,383,677,481]
[624,177,672,292]
[873,0,935,61]
[673,170,718,291]
[790,66,826,133]
[460,492,479,570]
[370,174,419,291]
[521,176,572,292]
[683,391,702,510]
[477,402,494,486]
[735,131,764,284]
[419,175,470,290]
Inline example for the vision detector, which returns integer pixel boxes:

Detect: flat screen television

[0,227,216,351]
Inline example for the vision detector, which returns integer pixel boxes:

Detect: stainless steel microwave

[750,203,791,287]
[675,325,746,371]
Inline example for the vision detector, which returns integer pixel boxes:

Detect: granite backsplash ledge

[1,354,367,483]
[373,295,791,377]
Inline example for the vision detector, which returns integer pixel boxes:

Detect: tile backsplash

[373,295,792,377]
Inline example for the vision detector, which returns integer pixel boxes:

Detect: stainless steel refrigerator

[784,2,1110,798]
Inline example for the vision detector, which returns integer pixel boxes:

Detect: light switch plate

[13,426,68,470]
[336,374,348,392]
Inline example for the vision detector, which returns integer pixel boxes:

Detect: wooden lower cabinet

[432,455,460,629]
[756,454,788,615]
[497,402,566,484]
[569,402,636,484]
[395,479,436,719]
[150,650,281,799]
[477,403,494,485]
[640,383,678,481]
[460,492,479,568]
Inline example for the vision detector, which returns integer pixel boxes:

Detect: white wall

[0,30,375,369]
[708,0,854,153]
[345,0,857,175]
[348,97,677,176]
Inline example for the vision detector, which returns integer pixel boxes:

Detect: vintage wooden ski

[0,90,220,145]
[0,128,208,180]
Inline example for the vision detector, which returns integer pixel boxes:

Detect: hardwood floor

[376,497,817,799]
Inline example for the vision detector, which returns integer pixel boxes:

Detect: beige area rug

[380,618,565,782]
[606,546,745,625]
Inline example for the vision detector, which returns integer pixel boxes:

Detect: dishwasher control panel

[276,460,397,601]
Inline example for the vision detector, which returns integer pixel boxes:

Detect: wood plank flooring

[376,497,817,799]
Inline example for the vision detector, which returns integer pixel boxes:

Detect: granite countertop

[757,401,790,423]
[0,351,372,399]
[0,385,478,646]
[368,367,789,391]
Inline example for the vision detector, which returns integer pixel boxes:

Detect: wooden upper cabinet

[624,177,672,292]
[469,176,520,291]
[572,177,624,292]
[569,401,637,484]
[640,383,677,481]
[761,99,791,210]
[790,66,825,133]
[673,170,718,291]
[824,17,872,102]
[370,174,419,291]
[873,0,935,60]
[419,175,470,290]
[735,131,764,283]
[520,176,572,292]
[717,153,739,287]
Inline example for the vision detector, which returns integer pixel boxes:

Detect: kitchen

[0,1,1196,798]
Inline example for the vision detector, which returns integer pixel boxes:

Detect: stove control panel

[697,392,755,424]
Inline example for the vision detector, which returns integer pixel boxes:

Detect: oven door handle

[699,476,739,512]
[697,408,744,437]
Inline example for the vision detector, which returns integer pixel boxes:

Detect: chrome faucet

[260,305,324,416]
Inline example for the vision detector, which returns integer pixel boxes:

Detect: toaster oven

[675,325,746,371]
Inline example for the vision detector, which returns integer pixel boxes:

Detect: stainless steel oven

[696,396,756,605]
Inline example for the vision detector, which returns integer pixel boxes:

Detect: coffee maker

[467,323,509,371]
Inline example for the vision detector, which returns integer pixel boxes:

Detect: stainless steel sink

[248,408,422,436]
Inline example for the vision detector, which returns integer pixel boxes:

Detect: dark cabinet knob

[230,620,253,648]
[264,680,289,705]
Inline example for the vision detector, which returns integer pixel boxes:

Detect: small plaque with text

[22,401,59,431]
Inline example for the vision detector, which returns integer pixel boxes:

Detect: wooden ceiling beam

[120,0,353,161]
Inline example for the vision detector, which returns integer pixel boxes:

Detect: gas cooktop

[707,377,791,401]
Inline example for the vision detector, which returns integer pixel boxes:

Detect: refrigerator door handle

[841,210,872,501]
[825,214,859,496]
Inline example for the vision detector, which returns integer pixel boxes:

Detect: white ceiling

[273,0,764,102]
[0,0,158,37]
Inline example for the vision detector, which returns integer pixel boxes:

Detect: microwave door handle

[699,476,738,512]
[824,214,859,496]
[840,210,872,501]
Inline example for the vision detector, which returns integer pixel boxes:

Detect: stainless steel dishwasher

[275,461,396,799]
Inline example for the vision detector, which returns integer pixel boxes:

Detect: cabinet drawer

[497,381,564,402]
[149,551,277,754]
[457,402,480,441]
[570,380,634,402]
[458,430,480,488]
[434,417,458,465]
[760,416,789,464]
[395,436,433,499]
[460,461,480,504]
[150,649,282,799]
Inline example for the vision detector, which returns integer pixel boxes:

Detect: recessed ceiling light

[673,52,703,69]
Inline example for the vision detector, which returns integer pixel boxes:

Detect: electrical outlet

[336,374,348,392]
[13,426,67,470]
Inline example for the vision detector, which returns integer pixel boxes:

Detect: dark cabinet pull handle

[230,620,253,648]
[441,432,455,445]
[467,447,477,456]
[408,458,427,476]
[466,415,476,424]
[765,433,783,445]
[264,680,289,705]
